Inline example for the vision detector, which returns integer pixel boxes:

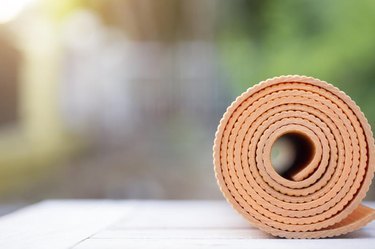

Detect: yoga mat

[213,75,375,238]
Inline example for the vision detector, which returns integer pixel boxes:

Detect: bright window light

[0,0,35,23]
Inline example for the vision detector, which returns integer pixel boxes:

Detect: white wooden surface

[0,200,374,249]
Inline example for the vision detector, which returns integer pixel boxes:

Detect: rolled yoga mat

[213,75,375,238]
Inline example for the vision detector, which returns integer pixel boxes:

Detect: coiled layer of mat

[213,76,375,238]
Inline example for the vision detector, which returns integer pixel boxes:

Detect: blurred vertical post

[19,17,68,154]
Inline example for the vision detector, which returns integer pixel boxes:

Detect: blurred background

[0,0,375,212]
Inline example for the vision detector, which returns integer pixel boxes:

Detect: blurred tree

[218,0,375,127]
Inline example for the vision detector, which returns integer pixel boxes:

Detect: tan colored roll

[213,75,375,238]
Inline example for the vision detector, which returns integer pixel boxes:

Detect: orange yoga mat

[213,75,375,238]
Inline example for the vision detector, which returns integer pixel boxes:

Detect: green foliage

[218,0,375,127]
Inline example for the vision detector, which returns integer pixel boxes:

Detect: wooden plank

[0,200,133,249]
[93,228,272,239]
[72,201,375,249]
[73,238,375,249]
[109,201,251,229]
[0,200,374,249]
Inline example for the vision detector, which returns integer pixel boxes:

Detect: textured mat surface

[213,75,375,238]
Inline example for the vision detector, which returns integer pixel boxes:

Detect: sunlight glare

[0,0,35,23]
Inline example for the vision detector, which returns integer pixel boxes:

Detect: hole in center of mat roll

[271,132,315,181]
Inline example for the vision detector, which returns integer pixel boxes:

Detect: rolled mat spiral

[213,75,375,238]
